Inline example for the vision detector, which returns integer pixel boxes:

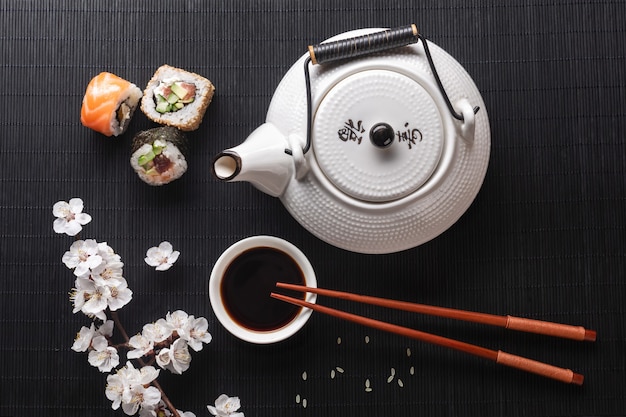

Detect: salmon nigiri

[80,72,142,137]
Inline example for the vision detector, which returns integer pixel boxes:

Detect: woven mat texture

[1,1,624,416]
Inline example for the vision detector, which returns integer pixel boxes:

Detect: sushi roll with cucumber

[130,127,189,186]
[80,72,143,137]
[141,65,215,131]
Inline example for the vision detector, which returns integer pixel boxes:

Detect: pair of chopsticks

[271,283,596,385]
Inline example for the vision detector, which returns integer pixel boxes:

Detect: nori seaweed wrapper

[131,126,189,157]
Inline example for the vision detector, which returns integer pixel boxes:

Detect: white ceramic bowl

[208,236,317,344]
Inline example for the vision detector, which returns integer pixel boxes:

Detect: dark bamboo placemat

[1,1,624,416]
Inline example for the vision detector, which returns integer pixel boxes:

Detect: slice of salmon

[80,72,141,136]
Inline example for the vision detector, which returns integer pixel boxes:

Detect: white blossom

[70,276,110,321]
[62,239,103,277]
[71,320,114,352]
[140,405,159,417]
[122,384,161,416]
[91,257,125,287]
[71,323,96,352]
[66,240,130,319]
[156,338,191,375]
[144,241,180,271]
[88,336,119,372]
[98,241,122,261]
[105,362,160,414]
[165,310,189,334]
[207,394,244,417]
[75,277,110,320]
[155,349,171,371]
[138,366,160,385]
[179,316,212,352]
[127,334,154,359]
[70,276,90,314]
[84,284,112,318]
[142,319,173,343]
[136,401,169,417]
[138,406,157,417]
[107,277,133,311]
[105,373,127,410]
[53,198,92,236]
[162,310,212,351]
[97,320,114,338]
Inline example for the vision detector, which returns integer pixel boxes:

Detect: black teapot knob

[370,123,395,149]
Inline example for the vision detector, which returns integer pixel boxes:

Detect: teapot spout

[212,123,295,197]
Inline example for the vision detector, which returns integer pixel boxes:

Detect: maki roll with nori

[141,65,215,131]
[130,127,188,185]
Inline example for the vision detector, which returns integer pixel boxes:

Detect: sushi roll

[141,65,215,131]
[80,72,142,137]
[130,127,188,186]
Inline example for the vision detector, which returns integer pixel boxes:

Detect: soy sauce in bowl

[220,247,305,332]
[209,235,317,344]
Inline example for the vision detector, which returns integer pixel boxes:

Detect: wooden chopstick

[275,283,596,342]
[271,291,585,385]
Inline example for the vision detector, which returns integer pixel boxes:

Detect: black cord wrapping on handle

[287,25,480,155]
[308,24,420,65]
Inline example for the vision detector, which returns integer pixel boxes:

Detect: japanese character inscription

[337,120,423,150]
[396,122,423,149]
[337,119,365,144]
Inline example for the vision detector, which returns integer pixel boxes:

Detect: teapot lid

[312,69,445,202]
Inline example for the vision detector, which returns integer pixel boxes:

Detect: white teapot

[212,25,490,254]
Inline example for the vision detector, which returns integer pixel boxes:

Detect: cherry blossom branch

[111,311,181,417]
[57,198,225,417]
[111,311,131,341]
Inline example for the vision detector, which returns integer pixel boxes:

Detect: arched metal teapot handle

[288,24,480,155]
